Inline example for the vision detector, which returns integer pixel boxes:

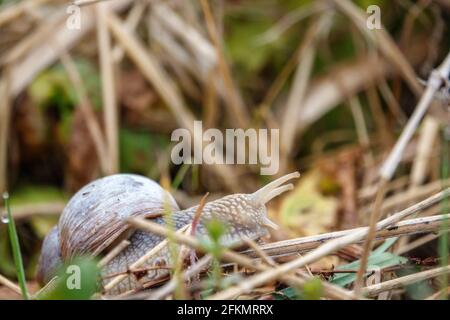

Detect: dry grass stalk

[378,80,406,124]
[1,12,64,67]
[128,217,358,300]
[360,178,450,216]
[425,286,450,300]
[9,201,65,220]
[0,273,21,295]
[199,0,249,128]
[257,2,327,45]
[362,265,450,297]
[332,0,422,95]
[144,255,212,300]
[354,179,388,294]
[0,0,51,27]
[96,3,119,174]
[243,238,277,267]
[355,50,450,292]
[296,54,389,133]
[73,0,111,7]
[59,52,110,174]
[281,13,331,162]
[0,70,11,193]
[243,214,450,259]
[348,96,374,167]
[103,224,190,293]
[112,1,146,63]
[396,232,442,255]
[209,188,449,299]
[379,50,450,181]
[9,0,132,97]
[410,117,440,187]
[151,3,216,78]
[106,11,239,190]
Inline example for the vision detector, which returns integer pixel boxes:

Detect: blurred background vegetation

[0,0,449,299]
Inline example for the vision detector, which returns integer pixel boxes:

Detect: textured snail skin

[37,173,298,295]
[102,194,269,295]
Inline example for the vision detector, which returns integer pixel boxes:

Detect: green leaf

[36,257,100,300]
[205,218,227,244]
[331,251,408,287]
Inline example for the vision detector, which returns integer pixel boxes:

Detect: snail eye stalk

[251,172,300,205]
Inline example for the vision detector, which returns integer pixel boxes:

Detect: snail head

[203,172,300,232]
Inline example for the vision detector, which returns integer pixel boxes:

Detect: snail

[36,172,300,295]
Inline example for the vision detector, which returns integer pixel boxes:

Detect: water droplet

[1,214,9,224]
[2,192,9,223]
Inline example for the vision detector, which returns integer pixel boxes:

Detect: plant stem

[3,192,29,300]
[439,128,450,299]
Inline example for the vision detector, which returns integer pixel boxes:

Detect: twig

[362,265,450,297]
[354,179,388,295]
[208,188,450,299]
[379,50,450,181]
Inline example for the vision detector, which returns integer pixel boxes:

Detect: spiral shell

[58,174,179,259]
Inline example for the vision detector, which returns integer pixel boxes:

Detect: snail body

[37,172,299,295]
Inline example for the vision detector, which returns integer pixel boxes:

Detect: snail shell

[59,174,179,259]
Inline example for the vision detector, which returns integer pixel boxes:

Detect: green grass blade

[3,192,29,300]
